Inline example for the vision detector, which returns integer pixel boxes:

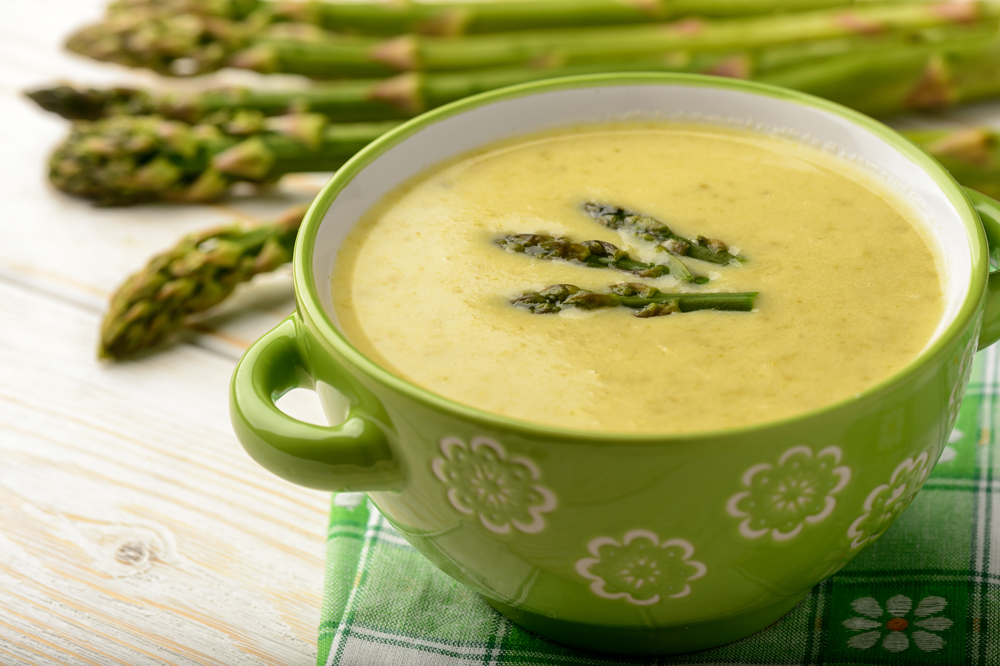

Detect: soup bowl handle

[230,315,404,492]
[968,188,1000,350]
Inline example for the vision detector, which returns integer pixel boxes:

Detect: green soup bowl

[229,73,1000,654]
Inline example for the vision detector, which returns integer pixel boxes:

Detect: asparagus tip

[100,205,304,360]
[25,84,112,120]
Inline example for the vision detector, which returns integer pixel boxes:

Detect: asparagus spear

[64,9,265,76]
[496,233,710,282]
[759,30,1000,116]
[904,128,1000,199]
[67,1,996,77]
[513,282,757,315]
[106,0,262,22]
[583,202,738,265]
[26,80,418,123]
[34,21,1000,123]
[26,85,148,121]
[27,51,728,122]
[48,113,396,205]
[29,24,974,122]
[101,0,882,37]
[270,0,874,35]
[44,42,1000,208]
[99,204,307,359]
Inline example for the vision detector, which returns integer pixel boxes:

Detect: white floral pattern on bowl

[575,530,706,606]
[726,445,851,541]
[843,594,952,653]
[432,436,556,534]
[847,452,930,549]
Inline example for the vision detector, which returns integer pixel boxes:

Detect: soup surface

[331,122,944,434]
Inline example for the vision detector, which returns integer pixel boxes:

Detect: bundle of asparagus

[34,23,994,122]
[38,29,1000,206]
[36,0,1000,359]
[101,0,872,36]
[497,201,750,320]
[48,111,397,205]
[66,1,997,78]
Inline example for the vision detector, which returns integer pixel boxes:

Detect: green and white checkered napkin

[318,347,999,666]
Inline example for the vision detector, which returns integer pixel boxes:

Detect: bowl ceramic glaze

[230,74,1000,654]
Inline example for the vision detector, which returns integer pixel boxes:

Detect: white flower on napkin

[844,594,952,653]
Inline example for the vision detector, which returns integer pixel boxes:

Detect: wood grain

[0,279,330,665]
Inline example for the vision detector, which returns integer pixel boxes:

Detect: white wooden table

[5,1,1000,664]
[0,1,338,663]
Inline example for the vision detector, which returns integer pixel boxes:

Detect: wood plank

[0,278,330,664]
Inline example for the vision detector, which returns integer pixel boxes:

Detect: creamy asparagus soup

[331,122,945,434]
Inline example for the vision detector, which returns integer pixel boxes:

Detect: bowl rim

[293,71,988,443]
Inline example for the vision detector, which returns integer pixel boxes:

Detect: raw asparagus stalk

[274,0,871,36]
[106,0,262,22]
[512,282,757,315]
[65,9,265,76]
[496,233,709,282]
[34,24,983,122]
[27,52,730,122]
[67,1,996,77]
[26,85,149,121]
[904,128,1000,199]
[584,202,738,265]
[239,2,1000,77]
[99,204,307,359]
[48,112,396,206]
[27,80,421,123]
[759,30,1000,116]
[383,2,999,74]
[44,51,1000,208]
[101,0,884,36]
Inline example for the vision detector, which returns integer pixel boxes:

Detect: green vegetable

[48,112,395,205]
[759,30,1000,116]
[26,54,730,122]
[281,0,880,34]
[904,127,1000,199]
[98,0,888,37]
[66,1,995,77]
[583,202,739,265]
[497,233,709,281]
[99,204,307,359]
[512,282,757,315]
